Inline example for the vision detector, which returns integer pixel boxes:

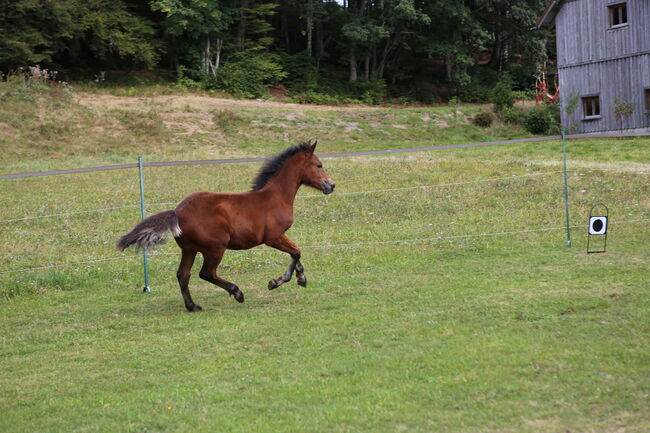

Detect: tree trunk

[377,40,393,79]
[202,35,210,74]
[349,47,357,82]
[316,20,324,58]
[167,33,180,79]
[445,53,453,82]
[214,38,222,71]
[237,0,250,51]
[364,54,370,80]
[307,0,313,56]
[281,5,291,54]
[208,38,223,78]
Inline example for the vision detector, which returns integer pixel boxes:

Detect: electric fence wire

[1,218,648,275]
[0,169,600,224]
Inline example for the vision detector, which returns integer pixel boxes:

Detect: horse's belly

[227,232,263,250]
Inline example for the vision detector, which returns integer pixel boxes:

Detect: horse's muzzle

[322,180,335,195]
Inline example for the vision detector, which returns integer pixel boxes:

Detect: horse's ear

[309,140,318,153]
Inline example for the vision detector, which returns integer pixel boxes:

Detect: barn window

[609,3,628,27]
[582,96,601,119]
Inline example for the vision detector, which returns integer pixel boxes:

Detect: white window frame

[608,2,629,29]
[582,95,601,120]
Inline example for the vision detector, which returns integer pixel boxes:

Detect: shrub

[212,109,243,133]
[490,81,515,112]
[512,90,537,101]
[279,52,319,92]
[217,53,287,99]
[472,111,494,128]
[3,66,73,102]
[546,102,561,124]
[500,106,526,125]
[175,76,204,90]
[524,107,553,134]
[353,79,387,105]
[289,91,352,105]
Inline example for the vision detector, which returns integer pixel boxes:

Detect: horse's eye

[316,164,322,168]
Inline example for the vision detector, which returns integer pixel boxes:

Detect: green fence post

[138,156,152,293]
[562,130,572,247]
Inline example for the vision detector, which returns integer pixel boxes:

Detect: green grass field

[1,85,649,433]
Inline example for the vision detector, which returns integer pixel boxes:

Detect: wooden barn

[537,0,650,133]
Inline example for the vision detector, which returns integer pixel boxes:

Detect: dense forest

[0,0,553,102]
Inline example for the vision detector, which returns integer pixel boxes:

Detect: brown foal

[117,140,335,311]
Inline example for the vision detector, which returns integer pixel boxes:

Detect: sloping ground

[0,84,531,175]
[75,93,384,112]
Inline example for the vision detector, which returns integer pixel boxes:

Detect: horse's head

[301,140,335,195]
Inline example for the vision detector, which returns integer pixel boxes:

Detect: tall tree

[151,0,235,77]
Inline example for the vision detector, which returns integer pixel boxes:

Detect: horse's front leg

[266,235,305,290]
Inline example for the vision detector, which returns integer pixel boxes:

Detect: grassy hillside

[0,79,533,175]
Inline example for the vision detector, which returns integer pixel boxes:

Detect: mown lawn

[1,136,649,433]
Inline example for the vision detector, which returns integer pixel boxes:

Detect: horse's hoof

[232,290,245,303]
[297,276,307,287]
[187,304,203,312]
[268,279,280,290]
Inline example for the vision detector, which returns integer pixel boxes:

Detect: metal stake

[562,130,571,247]
[138,156,151,293]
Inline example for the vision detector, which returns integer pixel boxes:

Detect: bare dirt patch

[0,122,18,139]
[76,93,382,113]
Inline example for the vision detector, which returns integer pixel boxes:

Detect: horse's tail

[117,210,182,251]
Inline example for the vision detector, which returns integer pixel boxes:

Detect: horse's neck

[264,163,302,207]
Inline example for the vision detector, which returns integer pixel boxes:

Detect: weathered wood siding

[556,0,650,66]
[560,54,650,132]
[555,0,650,132]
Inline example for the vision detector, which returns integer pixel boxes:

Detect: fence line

[0,254,141,275]
[1,218,647,276]
[4,131,650,181]
[0,169,588,224]
[0,205,139,224]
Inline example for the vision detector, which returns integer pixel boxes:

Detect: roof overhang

[535,0,564,29]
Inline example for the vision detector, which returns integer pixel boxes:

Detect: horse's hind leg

[199,249,245,303]
[266,235,305,290]
[295,261,307,287]
[177,248,201,312]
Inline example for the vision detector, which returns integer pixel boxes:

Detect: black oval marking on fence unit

[587,203,609,254]
[592,219,603,232]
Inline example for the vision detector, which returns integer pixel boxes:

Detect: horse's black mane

[251,142,311,190]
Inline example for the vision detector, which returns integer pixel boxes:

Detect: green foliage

[613,97,635,125]
[472,111,494,128]
[150,0,233,37]
[490,81,515,112]
[289,91,352,105]
[2,66,73,102]
[0,0,160,71]
[0,0,552,105]
[217,53,287,99]
[279,52,319,92]
[0,0,76,69]
[524,106,553,134]
[561,91,581,133]
[512,90,536,101]
[500,106,526,125]
[354,79,387,105]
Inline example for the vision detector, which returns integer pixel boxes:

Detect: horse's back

[175,190,267,250]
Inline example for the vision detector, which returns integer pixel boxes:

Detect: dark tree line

[0,0,551,101]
